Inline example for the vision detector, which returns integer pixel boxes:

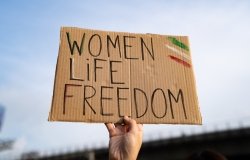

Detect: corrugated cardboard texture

[48,27,202,124]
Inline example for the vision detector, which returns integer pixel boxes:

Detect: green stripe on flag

[168,37,189,52]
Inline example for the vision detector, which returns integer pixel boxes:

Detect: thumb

[123,116,137,132]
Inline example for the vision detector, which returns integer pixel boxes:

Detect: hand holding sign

[105,116,143,160]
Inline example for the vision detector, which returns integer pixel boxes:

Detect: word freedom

[63,84,187,119]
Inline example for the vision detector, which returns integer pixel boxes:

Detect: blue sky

[1,0,250,158]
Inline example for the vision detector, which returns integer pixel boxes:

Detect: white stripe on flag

[165,44,191,61]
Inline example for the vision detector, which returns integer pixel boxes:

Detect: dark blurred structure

[0,105,5,132]
[22,126,250,160]
[0,139,14,152]
[0,104,15,153]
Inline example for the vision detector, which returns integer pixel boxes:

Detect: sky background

[1,0,250,158]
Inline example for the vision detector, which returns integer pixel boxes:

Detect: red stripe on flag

[168,55,191,68]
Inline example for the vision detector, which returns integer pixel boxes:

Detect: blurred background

[0,0,250,159]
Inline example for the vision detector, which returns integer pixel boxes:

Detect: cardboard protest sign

[48,27,202,124]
